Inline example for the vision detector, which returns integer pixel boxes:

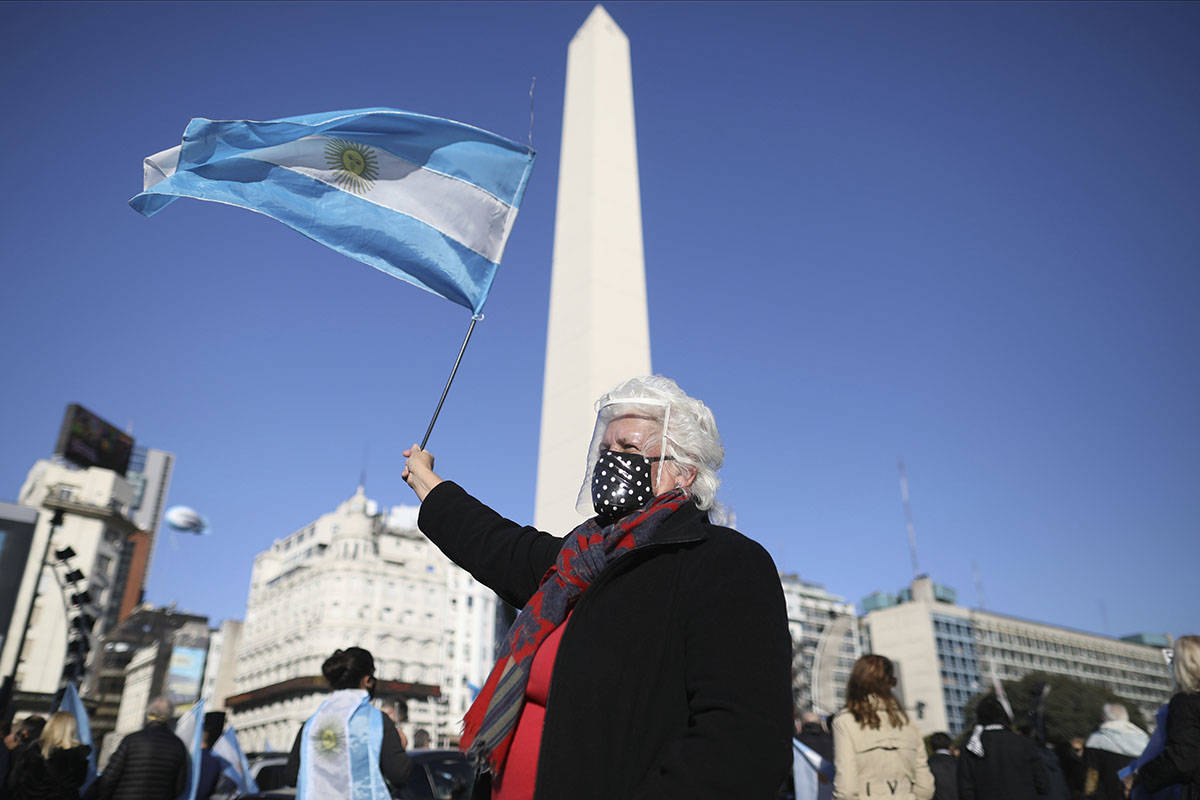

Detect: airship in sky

[164,506,209,535]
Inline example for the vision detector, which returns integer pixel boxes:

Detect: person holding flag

[403,375,794,799]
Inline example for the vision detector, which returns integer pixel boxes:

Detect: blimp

[164,506,209,535]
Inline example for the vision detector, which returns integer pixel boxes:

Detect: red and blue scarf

[460,489,689,780]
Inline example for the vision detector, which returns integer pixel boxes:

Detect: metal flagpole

[420,314,482,449]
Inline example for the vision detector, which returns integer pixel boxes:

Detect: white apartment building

[780,574,862,717]
[230,487,496,750]
[1,460,138,695]
[863,576,1174,735]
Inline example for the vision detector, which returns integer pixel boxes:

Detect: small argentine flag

[131,108,536,315]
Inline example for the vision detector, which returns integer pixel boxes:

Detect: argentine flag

[131,108,536,315]
[793,738,835,800]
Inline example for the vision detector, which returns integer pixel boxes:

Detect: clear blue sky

[2,2,1196,641]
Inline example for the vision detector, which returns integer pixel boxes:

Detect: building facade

[780,573,861,717]
[84,604,208,762]
[1,438,174,712]
[862,576,1174,735]
[230,488,497,750]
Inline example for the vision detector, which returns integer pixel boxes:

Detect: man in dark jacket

[928,732,959,800]
[94,697,187,800]
[958,695,1049,800]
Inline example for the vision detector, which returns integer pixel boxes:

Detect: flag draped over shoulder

[55,683,97,792]
[130,108,536,315]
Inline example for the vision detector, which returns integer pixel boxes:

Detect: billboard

[166,646,208,709]
[53,404,134,476]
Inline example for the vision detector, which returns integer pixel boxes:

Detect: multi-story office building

[1,404,174,713]
[229,487,496,750]
[862,576,1174,735]
[780,574,861,717]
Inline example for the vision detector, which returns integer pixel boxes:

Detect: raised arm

[412,460,563,608]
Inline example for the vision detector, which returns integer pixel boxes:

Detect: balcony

[42,485,139,536]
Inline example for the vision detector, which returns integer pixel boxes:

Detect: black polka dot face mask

[590,449,670,524]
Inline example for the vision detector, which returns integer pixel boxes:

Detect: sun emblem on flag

[310,716,345,758]
[324,138,379,194]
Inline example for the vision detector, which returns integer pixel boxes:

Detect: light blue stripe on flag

[56,683,98,791]
[131,108,536,315]
[174,699,206,800]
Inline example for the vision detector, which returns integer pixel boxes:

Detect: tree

[962,672,1148,745]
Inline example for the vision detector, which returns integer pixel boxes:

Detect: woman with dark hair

[283,647,411,799]
[831,654,934,800]
[957,694,1048,800]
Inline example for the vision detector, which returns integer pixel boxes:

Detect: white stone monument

[534,5,652,536]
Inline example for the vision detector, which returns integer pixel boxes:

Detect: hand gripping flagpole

[420,314,482,449]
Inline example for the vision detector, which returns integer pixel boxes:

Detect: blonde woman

[10,711,90,800]
[831,654,934,800]
[1135,634,1200,798]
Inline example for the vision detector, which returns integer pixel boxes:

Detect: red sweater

[494,617,569,800]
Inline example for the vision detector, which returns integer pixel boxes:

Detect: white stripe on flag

[144,146,180,190]
[142,136,515,263]
[255,136,514,263]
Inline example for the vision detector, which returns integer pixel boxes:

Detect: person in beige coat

[832,654,935,800]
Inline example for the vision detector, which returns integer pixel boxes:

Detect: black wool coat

[418,482,794,800]
[957,729,1049,800]
[93,723,187,800]
[9,745,90,800]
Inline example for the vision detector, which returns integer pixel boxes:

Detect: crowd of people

[795,637,1199,800]
[0,376,1196,800]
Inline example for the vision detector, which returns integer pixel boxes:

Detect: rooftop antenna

[897,457,920,579]
[972,561,988,610]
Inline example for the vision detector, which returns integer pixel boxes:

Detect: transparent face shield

[574,398,674,518]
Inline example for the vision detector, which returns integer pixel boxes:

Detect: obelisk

[533,5,652,536]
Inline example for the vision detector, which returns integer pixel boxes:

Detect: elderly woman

[402,375,793,800]
[831,654,934,800]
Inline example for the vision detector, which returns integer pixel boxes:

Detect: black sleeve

[93,738,128,800]
[379,721,413,789]
[417,481,564,608]
[1140,693,1200,792]
[283,725,304,787]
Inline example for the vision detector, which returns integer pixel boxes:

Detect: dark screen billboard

[53,403,134,476]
